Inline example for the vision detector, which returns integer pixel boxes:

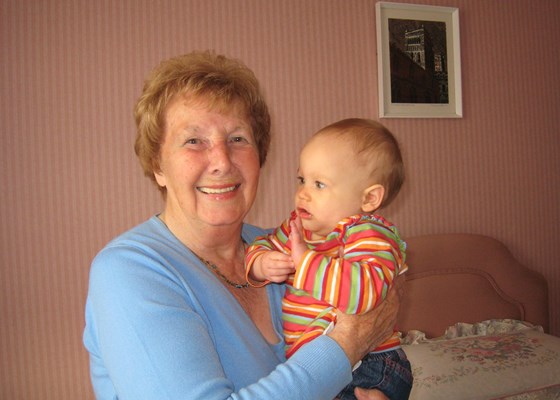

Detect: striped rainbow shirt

[245,211,407,358]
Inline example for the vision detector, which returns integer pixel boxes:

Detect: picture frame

[376,2,462,118]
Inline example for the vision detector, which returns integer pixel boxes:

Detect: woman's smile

[196,183,241,195]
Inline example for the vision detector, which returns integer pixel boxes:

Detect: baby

[246,118,412,400]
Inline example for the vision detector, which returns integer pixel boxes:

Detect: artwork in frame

[376,2,462,118]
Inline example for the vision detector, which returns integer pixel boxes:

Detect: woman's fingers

[354,387,389,400]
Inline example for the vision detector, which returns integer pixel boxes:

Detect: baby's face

[294,134,373,239]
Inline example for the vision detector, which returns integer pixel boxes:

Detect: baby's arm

[245,216,296,285]
[249,251,295,283]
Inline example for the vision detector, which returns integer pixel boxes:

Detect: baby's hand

[289,216,307,265]
[251,251,295,283]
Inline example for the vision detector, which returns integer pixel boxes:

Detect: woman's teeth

[198,185,239,194]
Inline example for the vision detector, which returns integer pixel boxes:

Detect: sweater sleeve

[291,220,405,314]
[84,236,351,400]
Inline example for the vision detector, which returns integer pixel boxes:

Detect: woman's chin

[199,207,248,227]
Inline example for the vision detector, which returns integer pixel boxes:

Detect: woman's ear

[362,184,385,213]
[154,170,166,188]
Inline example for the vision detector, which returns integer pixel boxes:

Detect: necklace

[157,214,251,289]
[193,252,250,289]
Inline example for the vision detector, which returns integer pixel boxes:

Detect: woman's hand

[327,275,402,366]
[354,387,390,400]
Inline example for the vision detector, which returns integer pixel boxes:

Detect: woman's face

[155,95,260,232]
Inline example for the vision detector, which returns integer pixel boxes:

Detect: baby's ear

[361,184,385,212]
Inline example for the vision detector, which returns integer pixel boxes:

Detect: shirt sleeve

[291,221,405,314]
[245,216,293,286]
[84,242,351,400]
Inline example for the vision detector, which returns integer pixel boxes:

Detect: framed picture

[376,2,462,118]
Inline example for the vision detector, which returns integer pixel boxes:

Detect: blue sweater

[83,216,351,399]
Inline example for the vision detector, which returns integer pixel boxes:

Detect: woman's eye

[184,138,201,145]
[230,134,252,144]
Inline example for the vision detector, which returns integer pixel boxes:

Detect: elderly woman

[83,51,399,399]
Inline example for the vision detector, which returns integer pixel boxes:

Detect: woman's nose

[208,141,232,172]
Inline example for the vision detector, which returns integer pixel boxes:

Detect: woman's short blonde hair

[134,51,271,193]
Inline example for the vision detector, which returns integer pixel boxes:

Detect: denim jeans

[337,348,413,400]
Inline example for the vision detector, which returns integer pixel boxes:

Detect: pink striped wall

[1,0,559,398]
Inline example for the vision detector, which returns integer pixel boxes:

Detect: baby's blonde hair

[314,118,404,207]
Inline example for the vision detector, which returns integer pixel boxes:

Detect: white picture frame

[376,2,462,118]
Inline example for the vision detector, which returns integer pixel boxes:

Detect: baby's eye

[314,181,326,189]
[297,176,305,185]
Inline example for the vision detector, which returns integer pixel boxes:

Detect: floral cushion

[400,320,560,400]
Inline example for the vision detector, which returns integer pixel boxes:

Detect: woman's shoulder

[242,222,270,242]
[111,214,165,238]
[91,216,180,271]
